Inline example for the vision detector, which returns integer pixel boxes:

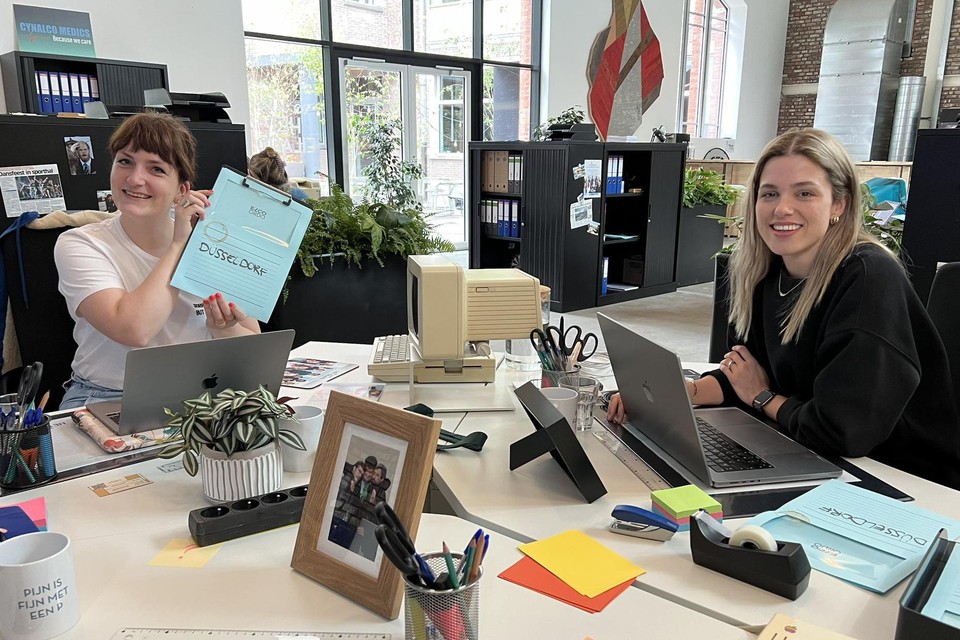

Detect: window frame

[679,0,730,138]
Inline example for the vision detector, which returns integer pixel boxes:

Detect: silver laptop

[87,330,295,436]
[597,314,841,488]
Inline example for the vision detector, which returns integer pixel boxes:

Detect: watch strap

[752,389,775,411]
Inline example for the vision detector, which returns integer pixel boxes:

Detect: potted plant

[158,386,306,502]
[532,105,596,141]
[676,167,741,286]
[265,119,454,346]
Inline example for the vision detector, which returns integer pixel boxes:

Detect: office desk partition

[0,452,752,638]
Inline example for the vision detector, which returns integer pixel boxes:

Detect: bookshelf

[1,51,168,114]
[469,141,686,312]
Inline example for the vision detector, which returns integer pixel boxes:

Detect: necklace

[778,267,806,297]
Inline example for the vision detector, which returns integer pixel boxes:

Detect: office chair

[926,262,960,411]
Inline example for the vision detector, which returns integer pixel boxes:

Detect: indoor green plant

[158,386,305,501]
[676,167,741,285]
[532,105,587,141]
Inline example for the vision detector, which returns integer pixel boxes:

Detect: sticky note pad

[518,530,644,598]
[651,485,721,520]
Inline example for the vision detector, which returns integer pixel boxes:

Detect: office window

[241,0,320,40]
[245,38,329,191]
[439,77,464,153]
[414,0,473,58]
[680,0,728,138]
[483,0,533,64]
[483,65,531,141]
[332,0,403,49]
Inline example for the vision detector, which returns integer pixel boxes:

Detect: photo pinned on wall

[63,135,95,175]
[583,158,602,198]
[0,164,66,217]
[96,190,117,213]
[291,391,441,619]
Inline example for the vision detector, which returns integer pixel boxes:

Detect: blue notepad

[0,506,40,540]
[171,166,313,322]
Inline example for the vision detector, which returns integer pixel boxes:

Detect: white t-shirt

[55,215,209,390]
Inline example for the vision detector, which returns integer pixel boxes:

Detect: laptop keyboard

[696,417,773,473]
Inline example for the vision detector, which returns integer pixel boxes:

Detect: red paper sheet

[498,556,634,613]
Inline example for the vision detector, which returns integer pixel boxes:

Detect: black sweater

[705,244,960,490]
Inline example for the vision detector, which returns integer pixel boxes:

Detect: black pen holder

[689,514,811,600]
[188,484,308,546]
[0,416,56,490]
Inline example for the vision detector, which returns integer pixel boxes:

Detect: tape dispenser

[690,510,811,600]
[609,504,678,541]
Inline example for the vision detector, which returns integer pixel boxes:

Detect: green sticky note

[651,485,721,519]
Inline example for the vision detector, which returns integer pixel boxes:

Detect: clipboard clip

[240,176,293,207]
[609,504,678,541]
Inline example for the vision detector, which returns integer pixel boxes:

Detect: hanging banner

[14,4,96,58]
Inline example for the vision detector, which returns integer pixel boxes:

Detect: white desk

[0,457,752,639]
[430,377,960,637]
[285,342,960,636]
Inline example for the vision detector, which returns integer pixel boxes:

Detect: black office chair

[926,262,960,410]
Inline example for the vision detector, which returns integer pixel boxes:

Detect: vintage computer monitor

[367,254,542,395]
[406,254,542,361]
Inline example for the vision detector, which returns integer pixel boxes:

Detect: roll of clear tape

[693,510,733,539]
[728,524,778,552]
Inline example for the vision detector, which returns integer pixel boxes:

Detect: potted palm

[158,386,306,502]
[266,118,454,346]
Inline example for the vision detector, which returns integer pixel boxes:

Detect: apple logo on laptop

[642,381,655,403]
[202,373,219,390]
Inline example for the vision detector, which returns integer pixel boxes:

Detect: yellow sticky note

[518,530,644,598]
[148,538,221,568]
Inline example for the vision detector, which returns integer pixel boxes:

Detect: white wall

[0,0,250,136]
[541,0,789,159]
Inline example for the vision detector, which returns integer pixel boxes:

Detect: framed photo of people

[291,391,441,619]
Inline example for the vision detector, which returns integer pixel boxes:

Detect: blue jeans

[60,373,122,410]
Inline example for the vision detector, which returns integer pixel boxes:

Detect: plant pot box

[265,254,408,348]
[676,205,727,287]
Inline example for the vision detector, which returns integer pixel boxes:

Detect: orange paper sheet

[499,556,634,613]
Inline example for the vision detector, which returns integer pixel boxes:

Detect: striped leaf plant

[158,385,306,476]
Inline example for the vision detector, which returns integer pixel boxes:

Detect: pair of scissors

[16,362,43,428]
[374,501,436,588]
[545,317,599,362]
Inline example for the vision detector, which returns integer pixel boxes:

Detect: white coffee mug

[540,387,578,429]
[0,532,80,640]
[280,405,325,473]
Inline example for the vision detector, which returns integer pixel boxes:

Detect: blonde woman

[609,129,960,489]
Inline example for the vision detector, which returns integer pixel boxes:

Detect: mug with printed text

[0,531,80,640]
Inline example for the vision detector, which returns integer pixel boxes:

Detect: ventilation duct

[813,0,908,161]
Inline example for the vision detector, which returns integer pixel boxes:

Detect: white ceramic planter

[199,441,283,502]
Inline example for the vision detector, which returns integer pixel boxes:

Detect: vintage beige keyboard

[367,335,412,382]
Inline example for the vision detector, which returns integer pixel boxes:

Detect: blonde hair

[728,128,892,344]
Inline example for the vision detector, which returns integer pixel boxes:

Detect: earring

[830,216,840,225]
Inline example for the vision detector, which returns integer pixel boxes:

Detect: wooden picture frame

[291,391,441,619]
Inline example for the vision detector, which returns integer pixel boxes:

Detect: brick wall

[942,0,960,114]
[779,0,936,133]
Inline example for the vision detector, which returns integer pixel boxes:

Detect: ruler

[111,629,390,640]
[593,426,671,491]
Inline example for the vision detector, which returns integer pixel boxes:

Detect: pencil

[442,541,460,589]
[468,534,486,584]
[37,390,51,412]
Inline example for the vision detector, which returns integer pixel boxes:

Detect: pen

[480,533,490,563]
[460,538,476,584]
[442,541,460,589]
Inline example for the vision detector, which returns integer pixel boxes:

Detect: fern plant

[157,386,305,476]
[296,184,455,276]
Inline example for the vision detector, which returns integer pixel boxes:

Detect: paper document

[518,530,644,598]
[747,479,960,593]
[170,166,312,322]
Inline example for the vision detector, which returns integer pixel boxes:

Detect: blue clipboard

[171,166,312,322]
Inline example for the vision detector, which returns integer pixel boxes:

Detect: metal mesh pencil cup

[540,364,579,389]
[0,415,56,489]
[404,552,481,640]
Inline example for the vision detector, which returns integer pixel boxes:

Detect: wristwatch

[752,389,775,411]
